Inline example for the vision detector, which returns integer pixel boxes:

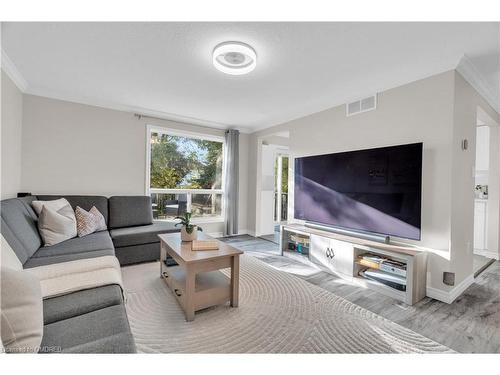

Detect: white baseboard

[474,248,499,260]
[426,274,474,304]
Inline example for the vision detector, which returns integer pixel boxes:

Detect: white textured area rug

[122,255,452,353]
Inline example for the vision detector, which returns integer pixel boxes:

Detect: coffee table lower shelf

[161,265,231,316]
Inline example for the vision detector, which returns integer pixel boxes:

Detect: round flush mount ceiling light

[212,41,257,75]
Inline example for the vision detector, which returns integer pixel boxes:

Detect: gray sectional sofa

[0,194,179,353]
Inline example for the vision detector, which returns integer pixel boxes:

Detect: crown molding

[1,49,28,92]
[1,49,249,133]
[456,54,500,115]
[25,86,251,134]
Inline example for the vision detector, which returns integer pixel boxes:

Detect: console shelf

[280,224,427,305]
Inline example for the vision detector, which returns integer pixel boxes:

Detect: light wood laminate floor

[220,235,500,353]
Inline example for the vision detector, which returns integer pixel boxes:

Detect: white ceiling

[2,22,499,132]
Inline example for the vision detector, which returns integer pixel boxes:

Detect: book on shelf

[357,258,381,269]
[357,253,407,277]
[379,259,407,277]
[359,269,407,292]
[358,253,383,262]
[364,269,406,285]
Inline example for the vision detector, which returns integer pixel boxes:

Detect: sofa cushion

[61,332,136,353]
[0,196,41,264]
[31,230,114,258]
[43,285,123,325]
[41,304,136,353]
[36,195,109,225]
[114,242,161,266]
[24,249,115,268]
[108,196,153,229]
[1,267,44,353]
[23,231,115,268]
[1,234,23,270]
[110,221,178,247]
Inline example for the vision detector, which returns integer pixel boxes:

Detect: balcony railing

[150,188,223,221]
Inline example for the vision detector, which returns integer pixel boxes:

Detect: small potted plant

[175,212,203,242]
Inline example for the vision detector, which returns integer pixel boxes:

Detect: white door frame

[474,107,500,260]
[255,140,289,237]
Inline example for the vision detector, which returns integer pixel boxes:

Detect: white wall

[1,70,23,199]
[20,94,250,235]
[475,126,490,176]
[486,125,500,259]
[22,95,145,196]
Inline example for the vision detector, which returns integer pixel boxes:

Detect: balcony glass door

[274,154,289,223]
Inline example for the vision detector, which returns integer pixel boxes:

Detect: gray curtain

[223,129,239,236]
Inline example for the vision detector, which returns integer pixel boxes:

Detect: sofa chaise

[0,194,179,353]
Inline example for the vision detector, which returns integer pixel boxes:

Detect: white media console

[280,224,428,305]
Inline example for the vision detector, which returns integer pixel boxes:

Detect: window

[146,126,225,222]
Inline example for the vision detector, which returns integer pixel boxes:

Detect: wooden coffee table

[158,232,243,321]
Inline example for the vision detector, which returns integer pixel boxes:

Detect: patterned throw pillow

[75,206,107,237]
[75,206,98,237]
[90,206,107,231]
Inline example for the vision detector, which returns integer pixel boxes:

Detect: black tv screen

[294,143,423,240]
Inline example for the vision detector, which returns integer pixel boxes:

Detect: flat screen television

[294,142,423,240]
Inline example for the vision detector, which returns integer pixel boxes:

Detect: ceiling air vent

[346,94,377,117]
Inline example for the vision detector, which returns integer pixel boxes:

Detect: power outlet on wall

[443,272,455,286]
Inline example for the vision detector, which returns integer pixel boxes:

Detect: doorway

[256,136,290,244]
[263,154,289,244]
[255,131,290,241]
[259,147,290,243]
[473,108,500,276]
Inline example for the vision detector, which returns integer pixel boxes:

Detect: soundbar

[304,222,391,244]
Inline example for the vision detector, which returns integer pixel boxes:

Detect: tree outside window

[149,131,224,220]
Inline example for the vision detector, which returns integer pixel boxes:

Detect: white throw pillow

[1,234,23,271]
[31,197,71,216]
[1,267,43,353]
[38,205,77,246]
